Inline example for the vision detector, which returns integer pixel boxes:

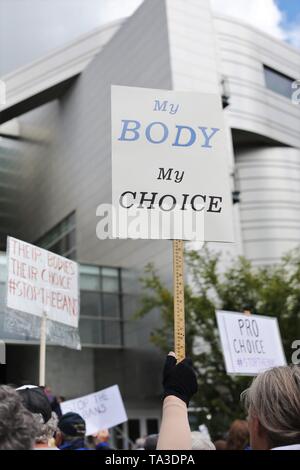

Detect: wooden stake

[173,239,185,362]
[39,312,47,387]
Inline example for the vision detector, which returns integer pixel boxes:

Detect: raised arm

[157,352,198,450]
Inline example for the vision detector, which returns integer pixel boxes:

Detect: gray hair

[0,385,38,450]
[33,412,58,444]
[242,365,300,448]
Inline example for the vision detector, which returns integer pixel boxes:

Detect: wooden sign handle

[173,240,185,362]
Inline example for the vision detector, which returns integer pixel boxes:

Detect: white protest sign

[60,385,128,436]
[6,237,79,328]
[111,85,234,241]
[216,310,286,375]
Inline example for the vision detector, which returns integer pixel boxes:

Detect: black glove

[162,354,198,406]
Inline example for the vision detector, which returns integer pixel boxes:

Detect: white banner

[111,85,234,242]
[60,385,128,436]
[6,237,79,328]
[216,310,286,375]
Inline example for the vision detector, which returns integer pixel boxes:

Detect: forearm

[156,396,192,450]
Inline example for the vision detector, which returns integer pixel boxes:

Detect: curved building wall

[214,15,300,149]
[236,147,300,264]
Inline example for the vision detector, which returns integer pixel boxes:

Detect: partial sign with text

[60,385,127,436]
[6,237,79,328]
[216,310,286,375]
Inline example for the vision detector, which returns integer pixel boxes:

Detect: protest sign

[216,310,286,375]
[6,236,80,384]
[111,85,234,242]
[60,385,128,436]
[6,236,79,328]
[111,86,234,360]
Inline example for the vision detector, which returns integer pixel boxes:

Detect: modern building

[0,0,299,446]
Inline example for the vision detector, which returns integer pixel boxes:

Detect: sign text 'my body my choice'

[117,98,223,215]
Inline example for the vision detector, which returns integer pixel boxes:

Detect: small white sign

[60,385,128,436]
[216,310,286,375]
[6,237,79,328]
[111,85,234,242]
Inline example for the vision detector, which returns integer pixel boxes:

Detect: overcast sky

[0,0,299,76]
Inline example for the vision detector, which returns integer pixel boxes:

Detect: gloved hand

[162,352,198,406]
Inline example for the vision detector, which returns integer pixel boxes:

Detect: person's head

[242,365,300,450]
[134,436,146,450]
[56,412,86,446]
[32,412,58,445]
[0,385,38,450]
[191,431,215,450]
[16,385,52,424]
[214,439,227,450]
[226,420,249,450]
[144,434,158,450]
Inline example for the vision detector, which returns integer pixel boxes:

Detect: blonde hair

[242,365,300,448]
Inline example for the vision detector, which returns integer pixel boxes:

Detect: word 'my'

[153,99,179,114]
[157,168,184,184]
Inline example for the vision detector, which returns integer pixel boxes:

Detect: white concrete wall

[236,146,300,264]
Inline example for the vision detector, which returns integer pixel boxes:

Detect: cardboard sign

[6,237,79,328]
[60,385,128,435]
[111,85,234,241]
[216,310,286,375]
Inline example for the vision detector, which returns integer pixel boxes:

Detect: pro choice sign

[111,85,234,242]
[216,310,286,375]
[6,237,79,328]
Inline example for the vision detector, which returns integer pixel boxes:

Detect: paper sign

[111,85,234,241]
[216,310,286,375]
[6,237,79,328]
[60,385,128,435]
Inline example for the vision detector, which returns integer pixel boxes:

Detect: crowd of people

[0,352,299,450]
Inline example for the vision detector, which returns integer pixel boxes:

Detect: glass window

[80,291,102,317]
[264,65,295,99]
[146,419,159,435]
[102,319,122,345]
[128,420,140,445]
[102,293,120,318]
[80,274,100,291]
[35,212,76,259]
[79,318,103,345]
[102,267,119,293]
[80,265,100,275]
[78,263,124,346]
[121,269,139,294]
[80,265,100,291]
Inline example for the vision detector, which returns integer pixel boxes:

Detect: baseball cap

[16,385,52,423]
[58,412,86,437]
